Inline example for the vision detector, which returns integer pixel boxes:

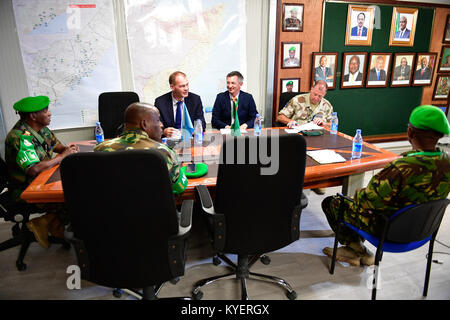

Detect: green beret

[289,46,296,51]
[13,96,49,113]
[290,7,298,12]
[409,105,450,134]
[286,81,294,86]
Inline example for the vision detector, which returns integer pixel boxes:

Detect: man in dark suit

[350,12,368,37]
[414,57,432,81]
[154,71,205,138]
[211,71,257,130]
[393,57,411,81]
[314,55,333,85]
[368,56,387,82]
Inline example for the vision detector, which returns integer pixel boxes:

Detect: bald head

[124,102,163,142]
[310,80,327,104]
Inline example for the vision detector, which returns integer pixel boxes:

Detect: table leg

[342,173,365,196]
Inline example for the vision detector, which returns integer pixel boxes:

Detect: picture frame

[433,103,449,116]
[280,78,300,94]
[281,42,301,69]
[388,7,418,47]
[433,75,450,101]
[340,52,368,89]
[412,52,437,86]
[390,53,416,87]
[282,3,304,32]
[437,46,450,73]
[344,5,375,46]
[365,53,392,88]
[311,52,338,90]
[443,14,450,44]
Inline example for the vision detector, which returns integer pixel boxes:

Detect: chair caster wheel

[212,256,221,266]
[260,255,271,265]
[192,290,203,300]
[113,289,123,298]
[287,291,297,300]
[16,261,27,271]
[170,277,180,285]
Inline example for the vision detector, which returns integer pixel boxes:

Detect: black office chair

[98,91,139,138]
[328,193,450,300]
[192,133,306,300]
[0,157,69,271]
[60,150,193,300]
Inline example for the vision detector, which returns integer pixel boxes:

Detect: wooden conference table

[20,127,399,205]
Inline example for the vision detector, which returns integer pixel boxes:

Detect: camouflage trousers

[321,195,380,245]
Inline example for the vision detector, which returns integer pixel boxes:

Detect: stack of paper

[307,149,347,164]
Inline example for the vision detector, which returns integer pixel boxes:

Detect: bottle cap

[332,112,337,116]
[96,121,100,125]
[356,129,361,133]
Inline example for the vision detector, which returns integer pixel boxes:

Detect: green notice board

[322,2,434,136]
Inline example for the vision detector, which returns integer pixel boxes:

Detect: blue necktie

[175,101,182,129]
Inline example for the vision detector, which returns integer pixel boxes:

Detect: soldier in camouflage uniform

[4,96,79,248]
[322,105,450,266]
[276,80,333,127]
[94,103,188,194]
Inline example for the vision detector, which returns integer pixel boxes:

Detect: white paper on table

[307,149,347,164]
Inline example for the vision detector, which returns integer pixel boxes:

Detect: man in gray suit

[393,57,411,81]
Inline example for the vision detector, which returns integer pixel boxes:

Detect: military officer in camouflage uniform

[276,80,333,127]
[322,105,450,266]
[4,95,79,248]
[284,7,302,30]
[94,102,188,194]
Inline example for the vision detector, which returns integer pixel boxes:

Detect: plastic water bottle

[330,112,338,135]
[254,114,261,136]
[194,119,203,145]
[352,129,363,159]
[95,122,104,144]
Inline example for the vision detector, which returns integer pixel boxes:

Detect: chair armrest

[195,185,216,215]
[178,199,193,236]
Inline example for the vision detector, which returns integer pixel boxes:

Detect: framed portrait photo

[389,7,418,47]
[433,75,450,101]
[282,3,304,32]
[345,5,375,46]
[281,42,301,69]
[438,46,450,73]
[311,52,338,89]
[366,53,392,88]
[341,52,368,89]
[433,103,449,116]
[443,14,450,44]
[412,53,437,86]
[390,53,416,87]
[280,78,300,94]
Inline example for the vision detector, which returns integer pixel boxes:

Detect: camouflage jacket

[4,120,62,201]
[94,128,181,185]
[278,93,333,125]
[352,149,450,220]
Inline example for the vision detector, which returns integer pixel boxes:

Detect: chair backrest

[214,133,306,254]
[98,91,139,138]
[60,150,180,288]
[387,198,450,243]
